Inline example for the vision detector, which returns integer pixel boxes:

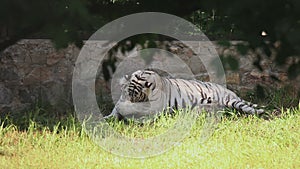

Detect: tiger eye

[145,82,152,88]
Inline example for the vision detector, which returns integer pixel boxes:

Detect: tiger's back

[164,78,263,114]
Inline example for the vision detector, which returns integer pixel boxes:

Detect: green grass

[0,106,300,169]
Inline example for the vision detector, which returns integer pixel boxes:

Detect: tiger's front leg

[103,100,154,120]
[103,107,125,120]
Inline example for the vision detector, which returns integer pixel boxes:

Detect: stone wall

[0,39,299,114]
[0,39,78,114]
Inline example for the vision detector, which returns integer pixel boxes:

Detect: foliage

[200,0,300,79]
[0,0,96,49]
[1,0,299,79]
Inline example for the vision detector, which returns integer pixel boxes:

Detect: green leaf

[226,55,239,71]
[288,62,300,80]
[236,44,249,55]
[217,40,231,47]
[255,85,266,100]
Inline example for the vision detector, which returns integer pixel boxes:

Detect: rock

[239,54,256,71]
[28,52,47,64]
[0,84,12,104]
[19,89,32,103]
[195,73,210,82]
[226,72,240,85]
[187,55,206,74]
[0,106,11,115]
[0,67,19,81]
[47,51,65,66]
[42,81,65,107]
[23,66,53,85]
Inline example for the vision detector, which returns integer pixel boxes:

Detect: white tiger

[104,69,264,120]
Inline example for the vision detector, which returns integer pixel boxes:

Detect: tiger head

[119,70,161,103]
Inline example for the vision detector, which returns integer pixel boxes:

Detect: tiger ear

[120,75,130,85]
[124,74,130,80]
